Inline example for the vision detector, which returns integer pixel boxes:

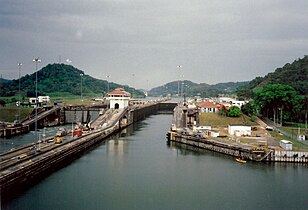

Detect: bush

[227,106,241,117]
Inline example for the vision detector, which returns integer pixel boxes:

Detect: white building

[193,125,212,131]
[29,97,37,104]
[197,101,217,113]
[280,140,293,150]
[107,88,131,109]
[38,96,50,103]
[231,100,247,108]
[297,135,306,141]
[228,124,252,136]
[29,96,50,105]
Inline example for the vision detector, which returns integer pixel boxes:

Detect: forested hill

[0,63,142,97]
[0,78,11,84]
[236,56,308,99]
[149,80,247,97]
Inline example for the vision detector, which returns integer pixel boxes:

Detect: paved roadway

[0,108,128,174]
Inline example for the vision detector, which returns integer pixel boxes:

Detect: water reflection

[2,114,307,210]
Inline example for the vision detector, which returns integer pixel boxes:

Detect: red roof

[108,88,131,96]
[216,104,230,110]
[197,101,216,108]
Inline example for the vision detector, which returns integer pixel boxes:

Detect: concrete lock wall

[65,110,99,123]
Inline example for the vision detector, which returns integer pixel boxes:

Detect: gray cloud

[1,0,308,89]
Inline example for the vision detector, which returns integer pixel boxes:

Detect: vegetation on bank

[237,56,308,126]
[0,107,33,122]
[236,55,308,99]
[268,130,308,151]
[149,80,247,97]
[199,113,256,127]
[0,63,145,99]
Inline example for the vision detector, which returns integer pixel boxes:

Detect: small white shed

[228,125,251,136]
[297,135,306,141]
[280,140,293,151]
[193,125,211,131]
[208,130,219,137]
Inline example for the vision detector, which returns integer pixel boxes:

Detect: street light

[132,73,135,98]
[180,75,184,97]
[17,62,22,122]
[106,75,110,95]
[80,73,84,101]
[33,57,41,141]
[177,65,182,97]
[180,75,185,98]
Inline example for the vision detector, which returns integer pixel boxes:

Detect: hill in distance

[0,63,144,98]
[0,78,11,84]
[149,80,248,97]
[236,55,308,99]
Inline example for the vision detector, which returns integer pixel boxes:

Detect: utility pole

[17,62,22,122]
[33,58,41,141]
[80,74,84,101]
[106,75,110,95]
[177,65,181,97]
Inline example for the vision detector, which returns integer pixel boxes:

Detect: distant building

[29,96,50,107]
[217,97,247,108]
[218,97,234,103]
[228,124,252,136]
[297,134,306,141]
[193,125,212,131]
[197,101,217,113]
[29,97,37,105]
[280,140,293,151]
[107,88,131,109]
[38,96,50,104]
[231,100,247,108]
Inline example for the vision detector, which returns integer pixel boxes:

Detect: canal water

[1,114,307,210]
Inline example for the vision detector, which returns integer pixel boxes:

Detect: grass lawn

[199,112,257,127]
[280,127,307,136]
[0,97,104,122]
[268,131,308,151]
[0,107,33,122]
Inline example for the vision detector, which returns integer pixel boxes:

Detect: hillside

[149,80,247,97]
[0,64,144,98]
[236,56,308,99]
[0,78,11,84]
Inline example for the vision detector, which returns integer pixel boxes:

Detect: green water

[1,114,307,210]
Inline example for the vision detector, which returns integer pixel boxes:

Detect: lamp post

[180,75,184,98]
[106,75,110,95]
[33,58,41,141]
[132,73,135,98]
[177,65,182,97]
[80,73,83,101]
[17,62,22,122]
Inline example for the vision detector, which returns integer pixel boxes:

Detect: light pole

[106,75,110,95]
[146,79,149,97]
[80,73,83,101]
[177,65,182,97]
[17,62,22,122]
[132,73,135,98]
[180,75,184,98]
[33,58,41,141]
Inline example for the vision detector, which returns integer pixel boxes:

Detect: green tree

[219,106,228,117]
[241,102,255,116]
[228,106,241,117]
[254,84,300,124]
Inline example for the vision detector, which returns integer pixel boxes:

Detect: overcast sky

[1,0,308,89]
